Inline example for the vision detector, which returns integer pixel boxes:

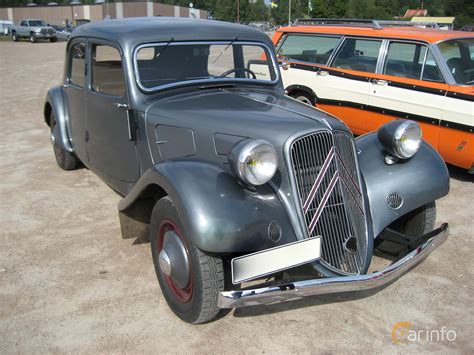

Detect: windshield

[29,20,47,27]
[438,38,474,85]
[135,42,278,91]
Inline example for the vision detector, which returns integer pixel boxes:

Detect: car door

[63,40,88,162]
[367,40,448,149]
[319,37,384,134]
[86,41,139,183]
[437,38,474,170]
[276,33,343,97]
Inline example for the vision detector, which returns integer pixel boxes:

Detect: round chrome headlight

[378,120,422,159]
[228,139,278,186]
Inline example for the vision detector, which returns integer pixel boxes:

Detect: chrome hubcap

[158,249,172,276]
[296,96,312,105]
[160,230,190,289]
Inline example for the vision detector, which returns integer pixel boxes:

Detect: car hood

[144,88,349,149]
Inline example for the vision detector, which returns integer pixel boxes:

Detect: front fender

[119,160,297,253]
[45,86,73,152]
[356,132,449,237]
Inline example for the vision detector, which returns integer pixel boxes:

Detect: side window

[422,51,444,82]
[69,42,86,87]
[91,44,125,97]
[332,38,382,73]
[384,42,427,79]
[277,34,341,65]
[20,20,27,27]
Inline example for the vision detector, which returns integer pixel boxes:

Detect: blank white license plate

[231,237,321,284]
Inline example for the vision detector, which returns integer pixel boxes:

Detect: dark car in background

[44,17,450,323]
[51,25,71,41]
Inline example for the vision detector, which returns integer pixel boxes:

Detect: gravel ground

[0,41,473,353]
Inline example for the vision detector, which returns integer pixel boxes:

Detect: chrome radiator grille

[289,131,367,275]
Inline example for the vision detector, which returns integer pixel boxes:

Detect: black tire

[390,201,436,236]
[150,196,224,324]
[50,112,78,170]
[29,33,37,43]
[50,37,57,43]
[12,32,19,42]
[377,202,436,255]
[290,91,316,106]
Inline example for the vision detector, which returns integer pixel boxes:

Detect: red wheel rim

[157,219,193,303]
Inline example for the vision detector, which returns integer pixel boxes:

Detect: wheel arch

[118,160,298,253]
[44,101,52,127]
[45,86,74,152]
[286,84,317,103]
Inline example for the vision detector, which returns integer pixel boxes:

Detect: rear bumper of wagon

[218,223,449,308]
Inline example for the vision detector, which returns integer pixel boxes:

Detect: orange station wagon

[272,19,474,172]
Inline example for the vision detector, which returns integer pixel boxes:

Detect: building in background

[0,1,207,27]
[411,16,455,30]
[403,9,428,18]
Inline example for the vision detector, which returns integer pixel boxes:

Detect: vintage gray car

[44,18,450,324]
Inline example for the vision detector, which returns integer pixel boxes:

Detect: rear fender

[44,86,73,152]
[356,132,449,237]
[119,160,297,253]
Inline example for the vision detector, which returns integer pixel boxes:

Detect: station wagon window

[91,44,125,96]
[69,42,86,87]
[276,34,341,65]
[438,38,474,85]
[422,51,443,82]
[332,38,382,73]
[135,42,277,91]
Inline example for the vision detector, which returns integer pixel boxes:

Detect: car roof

[71,17,274,50]
[277,25,473,44]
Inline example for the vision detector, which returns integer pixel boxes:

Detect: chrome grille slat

[289,130,368,275]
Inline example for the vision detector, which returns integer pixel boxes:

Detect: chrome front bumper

[218,223,449,308]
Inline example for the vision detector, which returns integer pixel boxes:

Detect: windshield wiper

[211,36,238,65]
[155,37,174,58]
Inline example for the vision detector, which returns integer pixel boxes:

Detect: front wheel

[376,202,436,255]
[29,34,37,43]
[150,196,224,324]
[50,37,57,43]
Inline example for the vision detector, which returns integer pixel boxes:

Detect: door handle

[316,70,329,76]
[372,79,388,86]
[113,102,129,109]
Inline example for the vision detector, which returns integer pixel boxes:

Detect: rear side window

[384,42,427,79]
[422,51,443,82]
[383,42,443,82]
[277,34,341,65]
[69,42,86,87]
[332,38,382,73]
[91,44,125,96]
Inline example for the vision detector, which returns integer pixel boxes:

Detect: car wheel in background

[150,196,224,324]
[50,37,57,43]
[290,91,316,106]
[29,34,37,43]
[50,111,78,170]
[12,32,19,42]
